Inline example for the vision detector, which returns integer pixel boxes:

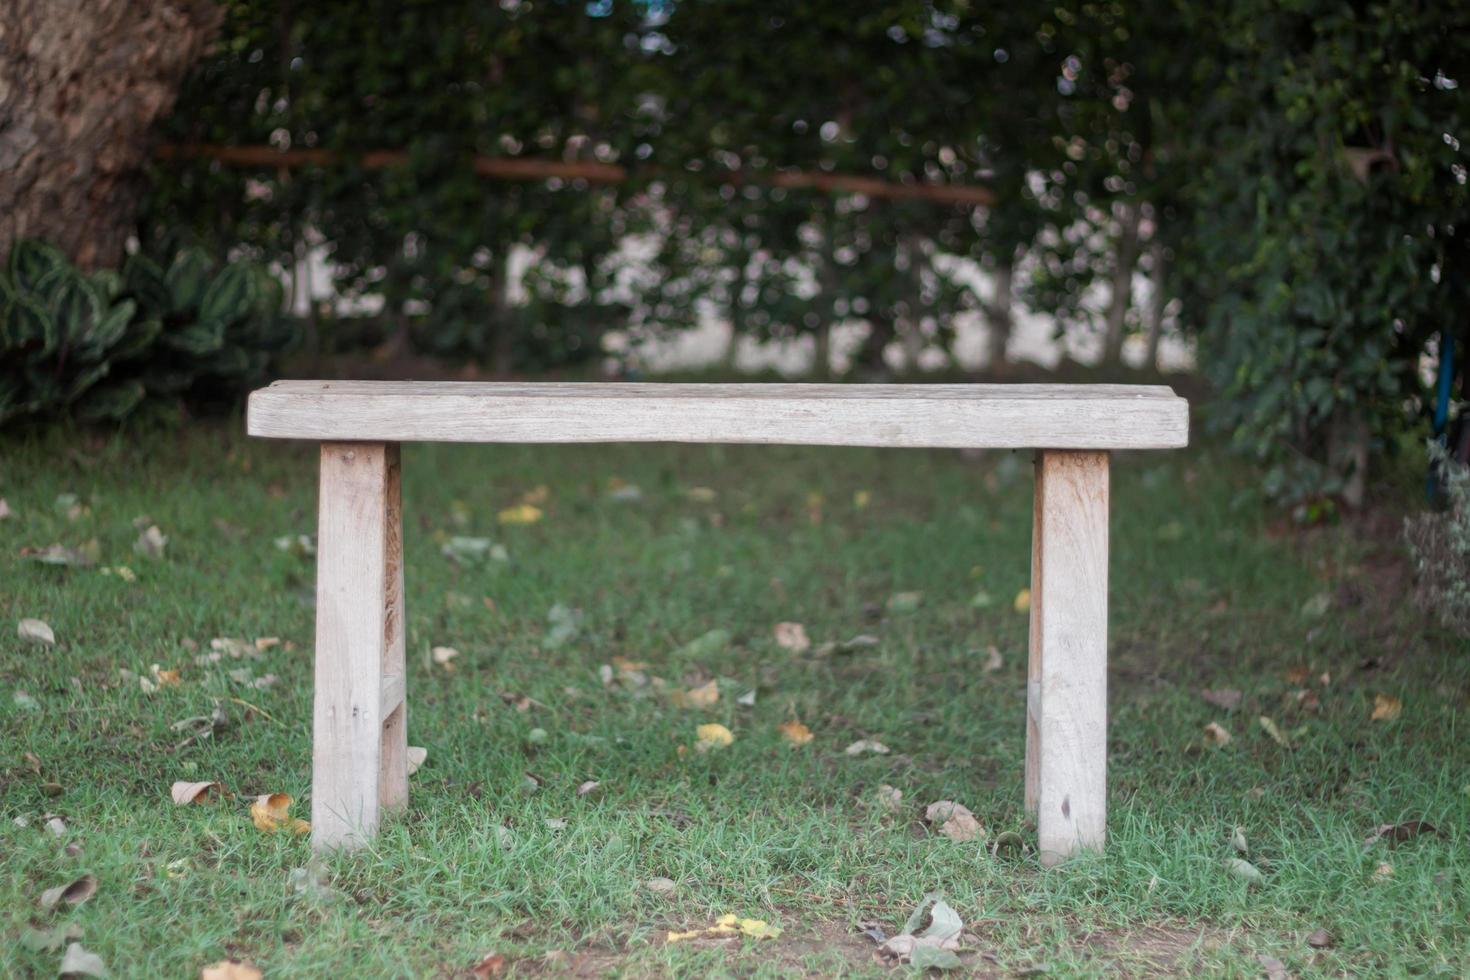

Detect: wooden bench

[247,381,1188,863]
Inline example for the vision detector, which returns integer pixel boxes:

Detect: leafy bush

[1406,445,1470,637]
[0,240,294,426]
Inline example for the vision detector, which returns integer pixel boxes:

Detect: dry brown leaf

[253,637,281,651]
[1363,820,1439,848]
[200,961,263,980]
[773,622,811,653]
[845,738,891,756]
[679,679,720,709]
[471,952,507,978]
[1201,688,1243,710]
[777,719,814,746]
[1371,693,1402,722]
[982,646,1003,672]
[40,874,96,909]
[1203,722,1232,747]
[250,793,310,835]
[924,800,985,842]
[406,746,428,776]
[1307,928,1333,949]
[431,646,460,670]
[1012,588,1031,613]
[171,781,222,805]
[876,784,904,812]
[576,780,601,798]
[1284,665,1309,685]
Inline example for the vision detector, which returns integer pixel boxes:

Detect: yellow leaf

[680,680,720,708]
[778,719,813,746]
[666,929,704,944]
[694,723,734,752]
[498,504,544,526]
[250,792,310,835]
[1013,588,1031,614]
[201,961,263,980]
[853,490,871,509]
[1371,693,1402,722]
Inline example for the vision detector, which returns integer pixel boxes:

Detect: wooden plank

[378,443,408,812]
[1024,451,1045,818]
[311,441,398,850]
[247,381,1188,450]
[1032,450,1110,866]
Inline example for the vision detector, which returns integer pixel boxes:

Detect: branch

[152,143,996,208]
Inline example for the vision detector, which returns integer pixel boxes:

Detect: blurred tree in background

[5,0,1468,507]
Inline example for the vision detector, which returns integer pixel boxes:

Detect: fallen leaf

[40,874,97,909]
[1363,820,1439,848]
[1371,693,1402,722]
[1201,688,1242,710]
[171,781,222,805]
[667,914,782,943]
[250,793,310,835]
[18,618,56,646]
[544,817,568,830]
[677,679,720,708]
[1295,688,1320,711]
[200,961,263,980]
[924,800,984,842]
[877,894,964,969]
[14,690,40,711]
[845,738,890,756]
[440,536,507,565]
[773,622,810,653]
[431,646,460,669]
[1258,716,1290,747]
[1301,592,1332,617]
[134,525,167,559]
[497,504,543,525]
[643,876,676,896]
[406,746,428,775]
[1013,588,1031,613]
[1232,825,1249,855]
[1373,862,1394,880]
[19,922,82,953]
[471,952,507,978]
[576,780,601,797]
[778,719,813,746]
[1307,928,1333,949]
[46,816,67,836]
[885,591,923,613]
[853,489,872,509]
[982,646,1003,672]
[876,784,904,811]
[0,498,11,519]
[672,629,730,659]
[20,542,98,567]
[1256,954,1288,980]
[1203,722,1233,747]
[59,942,108,978]
[694,723,734,752]
[1225,857,1263,885]
[543,604,582,650]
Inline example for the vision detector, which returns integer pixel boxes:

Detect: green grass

[1,418,1466,977]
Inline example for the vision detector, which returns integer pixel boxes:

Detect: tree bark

[0,0,221,270]
[1102,202,1142,366]
[1143,238,1168,371]
[984,257,1015,372]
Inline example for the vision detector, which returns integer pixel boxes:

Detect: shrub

[1406,444,1470,636]
[0,240,294,426]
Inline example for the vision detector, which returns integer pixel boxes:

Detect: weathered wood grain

[248,381,1188,450]
[311,442,404,850]
[1031,450,1110,866]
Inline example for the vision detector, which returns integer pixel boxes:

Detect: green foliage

[0,241,295,427]
[1407,445,1470,636]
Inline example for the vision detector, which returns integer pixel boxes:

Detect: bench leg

[311,441,407,850]
[1026,450,1109,866]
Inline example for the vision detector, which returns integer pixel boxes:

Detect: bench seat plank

[247,381,1188,450]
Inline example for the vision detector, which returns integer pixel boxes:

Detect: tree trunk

[1143,239,1168,371]
[985,258,1015,372]
[1102,202,1142,366]
[0,0,222,270]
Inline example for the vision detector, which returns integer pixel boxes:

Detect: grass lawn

[1,414,1465,977]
